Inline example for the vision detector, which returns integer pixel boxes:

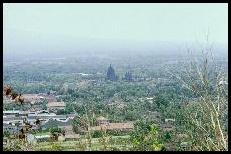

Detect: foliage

[56,109,67,115]
[50,127,62,134]
[92,131,104,138]
[3,139,35,151]
[4,131,11,138]
[172,46,228,151]
[72,116,88,134]
[130,120,164,151]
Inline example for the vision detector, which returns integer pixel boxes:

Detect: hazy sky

[3,3,228,56]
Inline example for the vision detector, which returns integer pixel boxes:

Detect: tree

[155,93,169,108]
[56,109,67,115]
[131,120,164,151]
[171,41,228,151]
[72,116,88,134]
[50,127,62,141]
[124,110,138,121]
[3,130,10,138]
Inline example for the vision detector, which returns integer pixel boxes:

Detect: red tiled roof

[89,122,134,131]
[47,102,65,107]
[96,116,108,121]
[23,94,41,102]
[65,134,80,139]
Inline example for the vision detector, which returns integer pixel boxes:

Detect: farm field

[34,135,131,151]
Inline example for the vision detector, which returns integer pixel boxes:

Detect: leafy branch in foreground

[169,43,228,151]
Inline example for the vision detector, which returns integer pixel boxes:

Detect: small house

[165,118,175,124]
[23,94,44,104]
[64,134,80,141]
[27,133,37,144]
[47,102,66,113]
[96,116,109,125]
[89,122,134,132]
[58,135,65,142]
[3,110,20,116]
[35,134,51,142]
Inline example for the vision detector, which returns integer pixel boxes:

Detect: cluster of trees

[131,120,164,151]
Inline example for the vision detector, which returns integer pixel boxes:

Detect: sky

[3,3,228,57]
